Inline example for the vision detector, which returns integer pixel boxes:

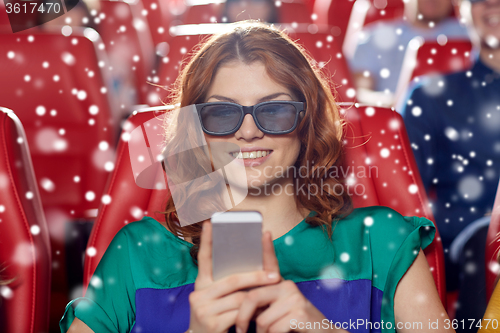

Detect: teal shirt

[60,206,435,332]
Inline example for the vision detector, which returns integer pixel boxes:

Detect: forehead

[206,61,293,101]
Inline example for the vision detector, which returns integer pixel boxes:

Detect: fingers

[205,270,280,299]
[235,284,282,333]
[192,308,240,333]
[255,292,297,332]
[262,231,280,276]
[202,291,247,316]
[196,221,213,287]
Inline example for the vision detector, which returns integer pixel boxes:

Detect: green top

[61,206,436,333]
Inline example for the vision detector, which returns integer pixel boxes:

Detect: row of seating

[0,0,481,331]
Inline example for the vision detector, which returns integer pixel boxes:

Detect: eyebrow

[206,92,293,104]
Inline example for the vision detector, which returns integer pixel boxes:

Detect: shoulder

[107,216,193,260]
[343,207,435,288]
[403,70,468,119]
[340,206,433,236]
[111,217,197,288]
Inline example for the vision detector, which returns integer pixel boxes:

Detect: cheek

[279,137,301,164]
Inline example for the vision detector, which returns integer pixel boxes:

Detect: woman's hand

[235,232,347,333]
[187,221,281,333]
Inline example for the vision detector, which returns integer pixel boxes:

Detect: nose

[234,114,264,141]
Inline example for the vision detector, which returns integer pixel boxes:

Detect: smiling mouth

[230,150,273,159]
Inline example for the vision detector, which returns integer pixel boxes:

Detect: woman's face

[470,0,500,47]
[204,61,302,191]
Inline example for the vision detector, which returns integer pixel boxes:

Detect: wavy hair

[162,21,352,263]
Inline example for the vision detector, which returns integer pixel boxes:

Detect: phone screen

[211,211,263,280]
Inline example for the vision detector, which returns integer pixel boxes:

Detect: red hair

[162,21,352,262]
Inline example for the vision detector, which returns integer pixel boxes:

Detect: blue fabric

[350,18,469,93]
[402,59,500,249]
[131,280,383,333]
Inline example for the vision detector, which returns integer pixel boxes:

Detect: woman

[61,21,453,333]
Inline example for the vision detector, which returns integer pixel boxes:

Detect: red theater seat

[394,39,473,106]
[182,3,223,24]
[289,31,355,102]
[485,180,500,302]
[97,0,155,106]
[0,29,116,329]
[278,1,312,24]
[83,105,446,305]
[0,107,51,333]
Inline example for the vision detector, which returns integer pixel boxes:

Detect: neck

[232,178,309,240]
[479,45,500,72]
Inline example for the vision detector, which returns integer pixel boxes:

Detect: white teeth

[231,150,271,159]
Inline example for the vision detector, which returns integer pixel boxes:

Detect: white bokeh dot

[30,225,40,235]
[380,68,390,79]
[411,106,422,117]
[408,184,418,194]
[340,252,350,263]
[380,148,390,158]
[98,141,109,151]
[364,216,374,227]
[85,191,95,201]
[36,106,46,116]
[89,105,99,115]
[87,247,97,257]
[101,194,112,204]
[104,161,115,172]
[77,90,87,100]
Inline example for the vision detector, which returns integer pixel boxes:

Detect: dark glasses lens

[197,101,303,135]
[200,104,242,134]
[255,103,297,132]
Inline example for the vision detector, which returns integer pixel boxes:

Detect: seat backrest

[83,105,446,304]
[313,0,355,46]
[394,39,473,107]
[279,1,312,23]
[289,31,355,102]
[149,32,208,106]
[0,29,116,219]
[0,107,51,333]
[485,180,500,302]
[182,3,223,24]
[97,0,155,106]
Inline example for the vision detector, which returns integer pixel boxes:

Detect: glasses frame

[195,100,305,136]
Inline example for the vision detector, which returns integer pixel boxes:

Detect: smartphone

[211,211,263,281]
